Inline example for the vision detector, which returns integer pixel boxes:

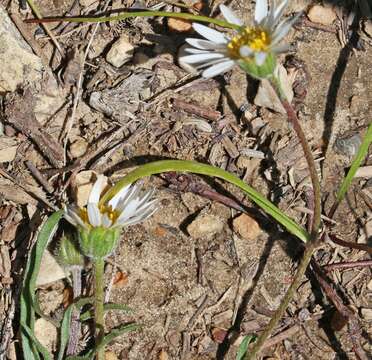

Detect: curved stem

[246,78,323,359]
[93,258,105,360]
[270,77,322,238]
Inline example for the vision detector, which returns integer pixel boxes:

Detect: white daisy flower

[65,175,158,230]
[179,0,300,78]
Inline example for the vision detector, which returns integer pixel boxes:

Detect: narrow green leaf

[100,160,310,242]
[21,324,53,360]
[336,122,372,204]
[20,210,64,359]
[57,304,74,360]
[236,335,256,360]
[97,324,140,350]
[80,303,132,322]
[33,11,239,30]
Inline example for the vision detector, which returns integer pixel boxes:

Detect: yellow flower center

[227,27,271,58]
[79,205,120,226]
[99,204,120,223]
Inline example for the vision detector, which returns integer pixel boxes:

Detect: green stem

[93,258,105,360]
[25,10,240,30]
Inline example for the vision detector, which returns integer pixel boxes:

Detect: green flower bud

[57,233,84,268]
[238,52,277,80]
[78,226,121,259]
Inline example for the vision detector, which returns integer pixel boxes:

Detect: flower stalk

[270,76,322,237]
[93,257,105,360]
[246,76,323,358]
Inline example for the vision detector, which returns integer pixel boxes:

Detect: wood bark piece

[4,89,64,168]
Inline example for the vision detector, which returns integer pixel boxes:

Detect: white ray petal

[272,13,301,43]
[273,0,289,25]
[186,38,227,51]
[88,175,105,205]
[117,205,157,227]
[192,23,229,44]
[108,184,130,210]
[102,213,112,228]
[115,199,141,225]
[220,5,243,26]
[255,0,268,24]
[271,43,290,53]
[195,57,229,69]
[184,48,216,54]
[255,51,267,65]
[239,45,253,57]
[87,203,101,227]
[202,60,235,78]
[180,52,226,64]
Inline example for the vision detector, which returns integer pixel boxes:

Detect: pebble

[187,213,224,238]
[36,250,67,286]
[167,17,192,32]
[307,5,337,25]
[349,94,365,115]
[232,213,261,241]
[0,137,18,163]
[367,279,372,291]
[34,318,58,351]
[334,133,362,157]
[363,20,372,37]
[70,137,88,158]
[106,35,134,67]
[74,171,106,208]
[105,351,119,360]
[360,308,372,321]
[354,166,372,178]
[0,7,43,91]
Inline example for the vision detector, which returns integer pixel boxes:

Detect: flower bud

[78,226,121,259]
[57,233,85,268]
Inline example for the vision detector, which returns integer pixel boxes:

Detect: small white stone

[307,5,337,25]
[70,137,88,158]
[0,6,43,92]
[361,308,372,321]
[73,170,107,208]
[187,213,224,238]
[367,279,372,291]
[34,318,58,351]
[36,250,67,287]
[106,35,134,67]
[363,21,372,37]
[0,137,18,163]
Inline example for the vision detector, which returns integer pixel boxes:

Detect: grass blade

[21,324,53,360]
[80,303,132,322]
[20,210,64,359]
[336,123,372,204]
[26,11,239,30]
[97,324,140,351]
[236,335,256,360]
[101,160,310,242]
